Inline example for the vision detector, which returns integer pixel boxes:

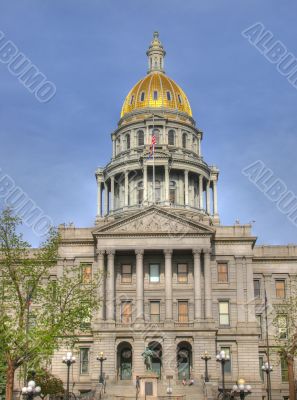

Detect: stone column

[104,181,109,215]
[213,179,218,215]
[184,170,189,207]
[204,249,213,319]
[164,163,169,205]
[97,180,102,218]
[206,180,210,214]
[106,250,115,321]
[97,249,105,320]
[199,175,204,210]
[112,135,116,158]
[135,250,144,320]
[164,249,173,321]
[143,164,148,204]
[110,176,115,212]
[124,171,129,207]
[198,136,201,157]
[245,257,256,322]
[193,249,202,320]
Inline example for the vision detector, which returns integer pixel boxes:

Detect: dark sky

[0,0,297,246]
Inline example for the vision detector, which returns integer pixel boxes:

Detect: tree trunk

[288,356,296,400]
[5,359,16,400]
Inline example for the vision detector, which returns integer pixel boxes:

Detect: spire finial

[146,31,166,74]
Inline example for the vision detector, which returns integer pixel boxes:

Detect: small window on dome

[177,94,183,104]
[140,91,145,102]
[153,91,158,100]
[166,91,172,101]
[130,95,134,105]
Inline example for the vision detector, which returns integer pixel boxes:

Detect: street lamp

[216,350,230,399]
[62,351,76,400]
[262,362,273,400]
[232,379,252,400]
[22,380,41,400]
[96,352,107,384]
[201,351,211,382]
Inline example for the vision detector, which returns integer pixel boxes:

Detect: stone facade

[49,33,296,400]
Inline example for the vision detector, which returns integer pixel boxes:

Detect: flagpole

[152,113,155,204]
[264,284,272,400]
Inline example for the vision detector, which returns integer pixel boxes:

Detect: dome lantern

[146,31,166,74]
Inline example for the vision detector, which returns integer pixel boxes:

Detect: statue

[142,347,154,371]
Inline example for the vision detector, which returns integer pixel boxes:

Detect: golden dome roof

[120,72,192,118]
[120,32,192,119]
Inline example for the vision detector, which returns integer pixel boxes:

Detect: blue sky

[0,0,297,246]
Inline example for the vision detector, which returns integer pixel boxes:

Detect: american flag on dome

[148,134,156,159]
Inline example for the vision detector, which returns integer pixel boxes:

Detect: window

[130,95,134,105]
[150,301,160,322]
[152,128,160,144]
[177,94,182,104]
[126,134,130,150]
[177,264,188,283]
[150,264,160,283]
[276,280,285,298]
[137,130,144,146]
[259,356,264,381]
[80,348,90,374]
[121,301,132,324]
[169,181,176,205]
[153,90,158,100]
[182,133,187,148]
[219,301,230,326]
[81,263,92,284]
[254,279,261,298]
[155,180,161,203]
[221,347,231,373]
[178,301,189,323]
[277,315,288,339]
[168,130,175,146]
[256,315,262,339]
[166,91,172,101]
[281,357,288,382]
[140,91,145,101]
[137,181,143,205]
[217,263,228,283]
[121,264,132,283]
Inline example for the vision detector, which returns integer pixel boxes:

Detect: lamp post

[96,352,107,384]
[216,350,230,399]
[62,352,76,400]
[232,379,252,400]
[262,362,273,400]
[201,351,211,382]
[22,380,41,400]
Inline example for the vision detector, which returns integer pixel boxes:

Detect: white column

[165,163,169,205]
[199,175,204,209]
[110,176,115,212]
[97,180,102,218]
[143,164,148,204]
[184,170,189,207]
[112,138,116,158]
[246,257,256,322]
[198,136,201,157]
[106,250,115,321]
[135,249,144,320]
[204,249,213,319]
[97,249,105,320]
[164,249,173,321]
[124,171,129,207]
[213,179,218,215]
[104,182,108,216]
[193,249,202,320]
[206,180,210,214]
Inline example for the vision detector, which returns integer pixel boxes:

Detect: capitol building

[50,33,296,399]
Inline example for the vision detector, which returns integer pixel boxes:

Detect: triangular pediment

[93,206,214,237]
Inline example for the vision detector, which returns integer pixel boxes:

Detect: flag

[148,134,156,159]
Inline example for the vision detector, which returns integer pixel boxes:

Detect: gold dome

[120,32,192,119]
[120,71,192,118]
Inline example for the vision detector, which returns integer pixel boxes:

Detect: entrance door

[177,345,192,380]
[120,348,132,380]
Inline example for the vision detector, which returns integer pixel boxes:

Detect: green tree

[0,208,102,400]
[32,369,64,399]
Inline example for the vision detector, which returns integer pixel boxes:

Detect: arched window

[137,130,144,146]
[140,91,145,102]
[152,128,160,144]
[153,91,158,100]
[130,95,134,105]
[116,138,121,154]
[177,342,192,380]
[137,181,143,206]
[117,342,132,380]
[126,134,130,150]
[155,180,161,203]
[168,130,175,146]
[166,91,172,101]
[182,132,187,149]
[177,94,183,104]
[169,181,176,205]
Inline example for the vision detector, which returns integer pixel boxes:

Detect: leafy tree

[32,369,64,399]
[0,208,102,400]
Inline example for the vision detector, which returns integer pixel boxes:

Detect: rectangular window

[166,91,171,101]
[149,264,160,283]
[217,263,228,283]
[80,348,90,374]
[121,264,132,283]
[177,264,188,283]
[219,301,230,326]
[259,356,264,381]
[277,315,288,339]
[276,280,285,298]
[153,90,158,100]
[254,279,261,298]
[221,347,231,373]
[121,301,132,324]
[81,263,92,284]
[178,301,189,323]
[256,315,262,339]
[281,357,289,382]
[150,301,160,322]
